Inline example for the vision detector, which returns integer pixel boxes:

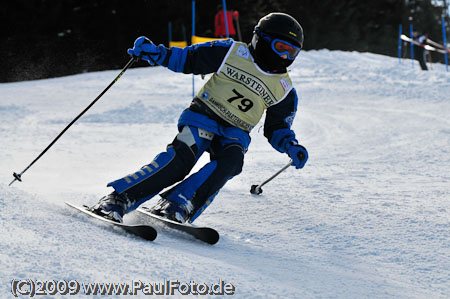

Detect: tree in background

[0,0,448,82]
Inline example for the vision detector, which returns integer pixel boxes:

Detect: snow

[1,50,450,298]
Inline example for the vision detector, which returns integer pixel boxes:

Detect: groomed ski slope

[1,50,449,298]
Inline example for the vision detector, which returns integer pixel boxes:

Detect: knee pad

[176,126,213,161]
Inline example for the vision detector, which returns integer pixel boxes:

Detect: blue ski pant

[107,110,250,222]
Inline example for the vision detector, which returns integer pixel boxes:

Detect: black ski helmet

[250,12,304,73]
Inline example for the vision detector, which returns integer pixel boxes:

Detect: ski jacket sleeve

[157,39,233,75]
[264,88,299,153]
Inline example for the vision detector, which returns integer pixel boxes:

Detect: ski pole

[9,57,136,186]
[250,160,293,195]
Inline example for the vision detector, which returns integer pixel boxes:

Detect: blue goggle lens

[257,30,300,60]
[271,39,300,60]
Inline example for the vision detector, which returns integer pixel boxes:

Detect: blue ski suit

[108,39,301,222]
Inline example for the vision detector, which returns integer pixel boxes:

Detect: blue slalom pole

[192,0,196,97]
[398,24,402,64]
[192,1,195,37]
[222,0,229,37]
[410,24,414,68]
[442,17,448,72]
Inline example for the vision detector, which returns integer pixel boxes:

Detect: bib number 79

[227,89,254,112]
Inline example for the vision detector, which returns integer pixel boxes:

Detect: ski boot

[150,197,193,224]
[90,191,136,223]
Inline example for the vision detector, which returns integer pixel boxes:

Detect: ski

[65,202,157,241]
[427,38,447,50]
[400,34,449,54]
[137,207,220,245]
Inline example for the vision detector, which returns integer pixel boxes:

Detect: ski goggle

[259,31,301,60]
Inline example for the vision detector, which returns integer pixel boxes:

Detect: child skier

[90,12,309,224]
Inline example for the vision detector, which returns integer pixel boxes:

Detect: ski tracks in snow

[1,50,449,298]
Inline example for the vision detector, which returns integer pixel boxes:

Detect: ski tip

[196,227,219,245]
[138,208,219,245]
[124,225,158,241]
[206,231,220,245]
